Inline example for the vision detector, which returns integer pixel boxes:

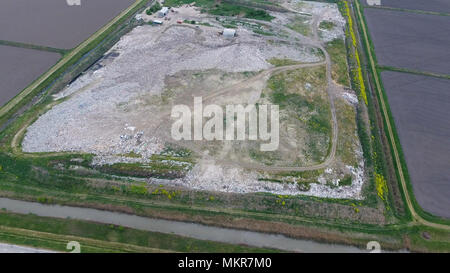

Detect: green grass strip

[0,40,68,55]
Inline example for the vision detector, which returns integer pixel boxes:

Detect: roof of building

[223,28,236,37]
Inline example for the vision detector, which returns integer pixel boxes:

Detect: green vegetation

[0,40,68,55]
[268,67,330,135]
[253,29,275,36]
[267,58,301,67]
[319,20,335,30]
[287,16,311,36]
[99,154,193,180]
[335,98,358,167]
[378,65,450,79]
[209,3,274,21]
[163,0,214,8]
[326,38,350,86]
[339,175,352,186]
[146,2,162,15]
[164,0,274,21]
[266,66,331,163]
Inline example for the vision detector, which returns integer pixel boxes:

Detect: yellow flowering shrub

[375,173,388,200]
[343,1,368,105]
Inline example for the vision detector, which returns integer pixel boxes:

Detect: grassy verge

[0,40,68,55]
[325,38,350,86]
[378,65,450,80]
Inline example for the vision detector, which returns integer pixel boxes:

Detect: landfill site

[22,1,365,199]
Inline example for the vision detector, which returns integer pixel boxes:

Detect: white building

[158,7,169,17]
[223,28,236,38]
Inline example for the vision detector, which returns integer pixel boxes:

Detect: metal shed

[223,28,236,38]
[158,7,169,17]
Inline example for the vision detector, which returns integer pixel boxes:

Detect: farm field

[0,45,60,107]
[380,71,450,218]
[363,8,450,75]
[362,0,450,13]
[0,0,135,49]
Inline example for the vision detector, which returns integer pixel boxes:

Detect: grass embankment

[0,211,278,253]
[378,65,450,80]
[0,40,68,55]
[337,1,384,210]
[325,38,350,86]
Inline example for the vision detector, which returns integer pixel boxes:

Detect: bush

[146,2,162,15]
[209,3,274,21]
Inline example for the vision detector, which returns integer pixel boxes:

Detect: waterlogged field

[0,0,135,49]
[363,8,450,75]
[0,45,60,107]
[362,0,450,13]
[381,71,450,218]
[0,0,137,111]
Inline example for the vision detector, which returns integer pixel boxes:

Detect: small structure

[158,7,169,17]
[222,28,236,38]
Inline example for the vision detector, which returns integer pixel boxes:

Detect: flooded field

[0,45,60,107]
[363,3,450,218]
[363,0,450,13]
[364,8,450,75]
[0,0,135,49]
[381,71,450,218]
